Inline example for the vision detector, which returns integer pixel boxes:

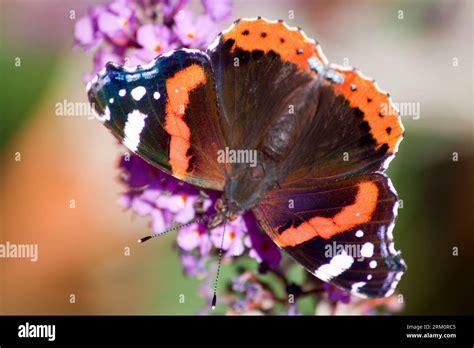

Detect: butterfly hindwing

[252,173,406,297]
[87,49,227,190]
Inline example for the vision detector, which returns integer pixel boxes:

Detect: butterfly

[87,17,406,298]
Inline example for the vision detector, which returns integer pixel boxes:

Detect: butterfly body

[88,17,406,298]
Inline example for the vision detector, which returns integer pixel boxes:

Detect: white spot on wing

[119,89,126,97]
[308,57,323,73]
[369,260,377,269]
[315,251,354,281]
[355,230,364,238]
[131,86,146,101]
[96,106,111,123]
[153,91,161,100]
[123,110,148,152]
[351,282,366,292]
[360,242,374,258]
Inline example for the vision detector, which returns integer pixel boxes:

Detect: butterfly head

[206,198,239,229]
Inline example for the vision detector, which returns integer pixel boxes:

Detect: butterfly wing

[87,17,406,297]
[87,49,227,190]
[208,19,406,297]
[270,65,404,185]
[207,18,327,150]
[207,18,403,182]
[253,173,405,298]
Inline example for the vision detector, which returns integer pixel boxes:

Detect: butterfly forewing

[207,18,326,151]
[88,49,227,190]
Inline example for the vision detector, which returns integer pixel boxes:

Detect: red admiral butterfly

[87,17,405,298]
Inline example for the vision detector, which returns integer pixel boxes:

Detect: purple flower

[228,272,275,313]
[286,304,302,316]
[137,24,174,53]
[248,233,282,268]
[74,15,101,50]
[201,0,232,21]
[119,155,199,195]
[97,0,136,47]
[161,0,190,20]
[246,282,264,303]
[77,0,231,81]
[323,283,351,304]
[245,213,281,267]
[118,188,168,234]
[156,194,200,224]
[118,154,208,236]
[135,188,162,216]
[74,5,106,51]
[231,271,253,292]
[177,223,212,255]
[210,217,247,257]
[173,11,218,48]
[119,155,162,188]
[95,46,124,67]
[180,252,207,278]
[129,24,176,65]
[231,278,246,293]
[150,209,167,234]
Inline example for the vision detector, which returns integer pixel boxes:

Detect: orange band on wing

[223,19,325,71]
[165,64,206,178]
[274,181,379,247]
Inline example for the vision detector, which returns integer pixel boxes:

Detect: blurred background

[0,0,472,315]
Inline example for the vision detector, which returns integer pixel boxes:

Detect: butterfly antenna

[211,221,227,310]
[138,215,207,243]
